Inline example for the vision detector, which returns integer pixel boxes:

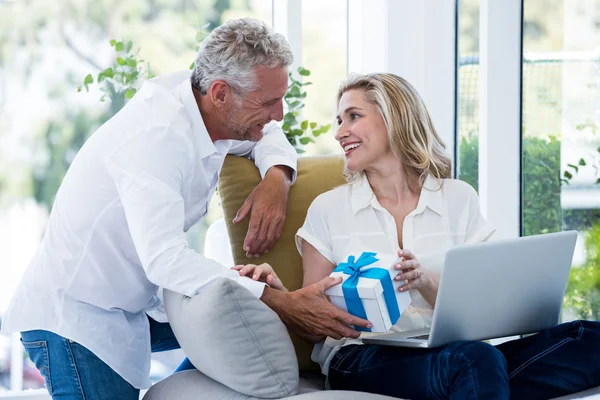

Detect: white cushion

[143,370,400,400]
[164,278,299,398]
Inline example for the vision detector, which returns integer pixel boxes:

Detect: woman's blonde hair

[337,73,452,185]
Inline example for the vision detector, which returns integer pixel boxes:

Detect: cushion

[163,278,299,399]
[218,155,346,372]
[143,370,400,400]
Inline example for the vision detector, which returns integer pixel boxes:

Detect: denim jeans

[328,320,600,400]
[21,317,193,400]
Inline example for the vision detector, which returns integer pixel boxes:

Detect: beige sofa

[144,155,600,400]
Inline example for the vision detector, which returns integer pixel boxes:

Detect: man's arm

[105,127,265,298]
[228,121,297,182]
[229,122,298,257]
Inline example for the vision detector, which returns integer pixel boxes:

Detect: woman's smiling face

[335,89,392,172]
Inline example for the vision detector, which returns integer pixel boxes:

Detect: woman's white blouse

[296,174,495,374]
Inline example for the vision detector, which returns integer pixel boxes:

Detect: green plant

[562,122,600,185]
[564,222,600,320]
[78,40,154,105]
[522,135,563,236]
[282,67,331,153]
[80,39,329,154]
[458,133,563,236]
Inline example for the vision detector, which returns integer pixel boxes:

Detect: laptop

[362,231,578,348]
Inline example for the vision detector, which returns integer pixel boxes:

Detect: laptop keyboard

[408,334,430,340]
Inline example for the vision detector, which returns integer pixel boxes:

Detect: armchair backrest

[218,154,346,372]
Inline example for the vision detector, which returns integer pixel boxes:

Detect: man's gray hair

[191,18,294,95]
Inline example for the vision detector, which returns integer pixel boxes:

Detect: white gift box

[325,253,412,333]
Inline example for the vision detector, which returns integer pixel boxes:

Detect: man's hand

[231,263,288,292]
[261,276,372,341]
[233,165,292,257]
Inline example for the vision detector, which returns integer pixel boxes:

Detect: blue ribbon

[334,252,401,332]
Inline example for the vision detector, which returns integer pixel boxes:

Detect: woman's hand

[393,249,439,307]
[394,249,428,292]
[231,263,288,292]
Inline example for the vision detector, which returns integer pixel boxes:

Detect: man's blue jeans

[328,320,600,400]
[20,317,193,400]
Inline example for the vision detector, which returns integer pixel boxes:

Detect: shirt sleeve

[295,196,335,264]
[227,121,298,183]
[464,185,496,244]
[105,127,265,298]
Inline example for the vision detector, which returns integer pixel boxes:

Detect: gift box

[325,252,411,333]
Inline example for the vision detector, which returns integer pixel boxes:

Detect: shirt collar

[178,78,217,158]
[349,173,445,216]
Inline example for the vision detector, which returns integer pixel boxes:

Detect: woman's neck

[365,161,421,207]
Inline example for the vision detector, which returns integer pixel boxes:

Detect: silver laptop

[362,231,578,348]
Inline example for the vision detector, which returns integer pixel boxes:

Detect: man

[1,18,370,399]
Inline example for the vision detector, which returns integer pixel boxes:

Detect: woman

[238,73,600,399]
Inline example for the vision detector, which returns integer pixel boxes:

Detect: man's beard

[226,101,261,142]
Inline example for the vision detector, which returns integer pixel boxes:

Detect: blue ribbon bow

[334,252,400,332]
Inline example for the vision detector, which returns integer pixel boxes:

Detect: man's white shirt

[1,71,297,388]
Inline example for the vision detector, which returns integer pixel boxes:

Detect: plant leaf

[103,68,114,78]
[567,163,579,173]
[297,67,310,76]
[110,39,117,46]
[117,57,126,66]
[124,88,136,99]
[310,122,317,129]
[84,74,93,85]
[300,137,315,145]
[301,120,308,130]
[115,42,124,51]
[284,113,295,124]
[564,171,573,180]
[579,158,586,166]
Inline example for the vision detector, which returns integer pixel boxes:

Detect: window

[456,0,481,190]
[521,0,600,322]
[300,0,347,156]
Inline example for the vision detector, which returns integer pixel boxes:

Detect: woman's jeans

[328,320,600,400]
[20,317,194,400]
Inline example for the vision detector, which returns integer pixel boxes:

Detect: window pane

[0,0,270,392]
[300,0,347,156]
[522,0,600,322]
[457,0,480,188]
